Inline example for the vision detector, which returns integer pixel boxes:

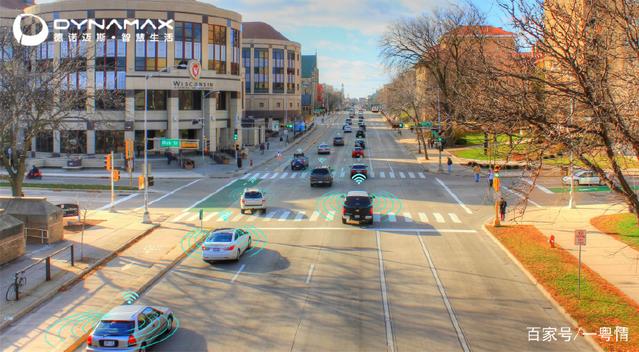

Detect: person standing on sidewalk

[473,163,481,183]
[488,168,495,189]
[499,197,508,221]
[266,141,270,150]
[447,157,453,173]
[259,143,265,155]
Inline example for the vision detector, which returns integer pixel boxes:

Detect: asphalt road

[112,112,595,352]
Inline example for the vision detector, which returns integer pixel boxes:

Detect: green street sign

[419,121,433,128]
[160,139,180,148]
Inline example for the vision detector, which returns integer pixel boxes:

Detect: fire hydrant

[549,234,556,248]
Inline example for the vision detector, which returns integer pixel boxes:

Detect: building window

[242,47,250,92]
[95,19,126,110]
[207,24,226,74]
[175,22,202,67]
[273,49,284,93]
[287,50,296,93]
[95,131,124,154]
[35,131,53,153]
[134,90,167,111]
[135,20,167,71]
[216,92,226,110]
[231,28,240,75]
[259,102,264,108]
[179,90,202,110]
[60,130,87,154]
[253,48,268,93]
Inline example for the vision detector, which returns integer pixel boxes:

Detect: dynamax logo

[13,14,174,47]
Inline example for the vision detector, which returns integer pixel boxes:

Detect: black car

[356,130,366,138]
[310,167,333,187]
[354,139,366,149]
[345,119,352,125]
[333,136,345,146]
[341,191,374,225]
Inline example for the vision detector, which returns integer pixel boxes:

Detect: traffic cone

[549,235,555,248]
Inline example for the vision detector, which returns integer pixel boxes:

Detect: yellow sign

[180,140,199,149]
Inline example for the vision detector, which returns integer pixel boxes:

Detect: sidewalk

[521,204,639,305]
[0,211,157,331]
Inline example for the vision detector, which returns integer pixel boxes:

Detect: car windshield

[335,137,342,140]
[93,320,135,336]
[244,191,262,199]
[352,165,367,170]
[312,168,330,175]
[207,232,233,242]
[345,196,371,207]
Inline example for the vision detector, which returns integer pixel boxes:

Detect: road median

[485,224,638,352]
[591,213,639,252]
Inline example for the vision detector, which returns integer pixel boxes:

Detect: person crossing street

[473,163,481,183]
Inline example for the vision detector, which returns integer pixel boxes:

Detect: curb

[62,226,208,352]
[480,223,604,352]
[0,223,159,333]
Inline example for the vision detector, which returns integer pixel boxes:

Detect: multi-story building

[3,0,244,159]
[241,22,301,131]
[301,54,319,114]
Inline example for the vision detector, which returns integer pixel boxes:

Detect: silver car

[202,228,252,262]
[86,305,174,352]
[240,188,266,214]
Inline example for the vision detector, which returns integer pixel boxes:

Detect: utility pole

[109,151,115,213]
[568,97,576,209]
[437,88,443,172]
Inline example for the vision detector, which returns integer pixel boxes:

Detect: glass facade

[287,50,296,93]
[179,90,202,110]
[135,20,168,71]
[231,28,241,75]
[35,132,54,153]
[216,92,226,110]
[60,23,88,110]
[253,48,268,93]
[273,49,284,93]
[208,24,226,74]
[134,90,167,111]
[60,130,87,154]
[174,22,202,67]
[95,19,126,110]
[95,131,125,154]
[242,48,251,93]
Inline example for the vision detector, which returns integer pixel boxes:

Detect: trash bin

[182,158,195,170]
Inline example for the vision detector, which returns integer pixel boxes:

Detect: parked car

[240,188,266,214]
[356,130,366,138]
[562,170,602,186]
[317,143,331,155]
[310,166,333,187]
[352,147,365,158]
[291,152,309,170]
[341,191,374,225]
[202,228,252,262]
[333,136,345,146]
[354,139,366,149]
[86,305,174,352]
[350,163,368,178]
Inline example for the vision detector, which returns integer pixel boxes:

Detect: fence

[4,244,75,302]
[24,227,48,244]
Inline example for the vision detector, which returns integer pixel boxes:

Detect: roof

[0,0,33,10]
[347,191,369,197]
[102,305,145,320]
[242,22,289,41]
[301,54,317,78]
[451,25,515,37]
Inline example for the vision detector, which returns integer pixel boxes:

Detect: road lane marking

[252,172,262,179]
[505,187,544,208]
[380,171,386,178]
[203,212,218,221]
[403,212,413,222]
[326,211,335,221]
[98,193,139,211]
[433,213,445,223]
[375,230,395,352]
[339,168,345,178]
[231,264,246,283]
[399,172,406,179]
[290,173,298,179]
[252,227,478,233]
[417,233,470,352]
[135,179,202,211]
[184,178,236,212]
[269,173,279,179]
[418,213,429,223]
[370,171,375,178]
[523,179,553,194]
[246,214,258,222]
[449,213,462,223]
[389,172,395,178]
[408,172,415,178]
[240,173,251,180]
[261,172,271,179]
[301,172,309,178]
[278,211,291,221]
[280,172,289,179]
[435,178,473,214]
[387,213,397,222]
[186,213,199,222]
[294,211,305,221]
[418,172,426,179]
[309,211,320,222]
[231,214,244,222]
[305,264,315,284]
[263,211,276,221]
[171,212,189,223]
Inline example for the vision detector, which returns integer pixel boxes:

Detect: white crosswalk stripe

[380,171,386,178]
[294,211,305,221]
[278,211,291,221]
[251,172,262,179]
[449,213,462,223]
[403,212,413,222]
[387,213,397,222]
[171,212,189,223]
[290,173,298,178]
[418,212,429,223]
[418,172,426,179]
[186,213,199,222]
[203,212,218,221]
[240,173,251,180]
[280,172,289,179]
[301,172,309,177]
[389,172,395,179]
[326,211,336,221]
[231,213,244,222]
[261,173,271,179]
[263,211,276,221]
[245,214,258,222]
[270,173,279,179]
[408,172,415,179]
[339,168,345,178]
[370,171,375,178]
[433,213,445,223]
[399,172,406,179]
[309,211,320,222]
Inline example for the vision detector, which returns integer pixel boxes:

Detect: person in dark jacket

[499,198,508,221]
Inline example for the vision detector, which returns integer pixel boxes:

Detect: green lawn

[457,132,522,146]
[591,214,639,252]
[0,182,138,191]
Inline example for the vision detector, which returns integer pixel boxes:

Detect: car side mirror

[371,195,376,199]
[340,195,345,199]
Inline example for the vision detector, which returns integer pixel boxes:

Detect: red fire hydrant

[549,235,556,248]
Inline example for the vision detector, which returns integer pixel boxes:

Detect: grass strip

[0,182,138,191]
[591,213,639,252]
[487,225,639,351]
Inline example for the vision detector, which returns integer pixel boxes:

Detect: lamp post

[201,90,219,162]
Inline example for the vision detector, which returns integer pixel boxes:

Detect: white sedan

[202,228,252,262]
[317,143,331,154]
[562,170,602,186]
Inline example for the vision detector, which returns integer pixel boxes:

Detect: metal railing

[5,244,74,301]
[24,227,48,244]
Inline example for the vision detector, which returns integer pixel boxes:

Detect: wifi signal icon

[351,173,367,185]
[122,291,139,305]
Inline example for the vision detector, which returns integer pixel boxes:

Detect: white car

[240,188,266,214]
[317,143,331,154]
[343,125,353,133]
[202,228,252,262]
[562,170,602,186]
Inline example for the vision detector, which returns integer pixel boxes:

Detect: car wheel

[240,209,245,214]
[262,208,267,214]
[166,316,174,333]
[236,249,241,261]
[139,343,147,352]
[248,237,252,249]
[342,218,347,224]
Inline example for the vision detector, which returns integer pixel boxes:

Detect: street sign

[419,121,433,128]
[180,140,199,149]
[574,229,587,246]
[160,139,180,148]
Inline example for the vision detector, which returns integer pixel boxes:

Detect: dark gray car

[310,167,333,187]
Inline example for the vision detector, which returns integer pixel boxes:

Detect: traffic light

[105,154,112,170]
[148,176,154,187]
[399,123,404,128]
[125,139,133,160]
[233,129,238,141]
[113,170,120,182]
[138,175,145,190]
[493,174,501,192]
[286,123,293,129]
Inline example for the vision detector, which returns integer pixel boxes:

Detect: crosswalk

[170,210,464,225]
[240,170,428,180]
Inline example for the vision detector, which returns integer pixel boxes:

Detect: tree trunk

[417,129,430,160]
[483,132,489,155]
[8,153,27,197]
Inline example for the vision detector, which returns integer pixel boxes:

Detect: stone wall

[0,213,25,265]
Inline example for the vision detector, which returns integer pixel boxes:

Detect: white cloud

[318,55,391,97]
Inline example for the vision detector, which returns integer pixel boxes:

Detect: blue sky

[208,0,509,98]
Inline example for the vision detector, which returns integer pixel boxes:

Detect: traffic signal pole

[109,151,115,213]
[437,89,443,172]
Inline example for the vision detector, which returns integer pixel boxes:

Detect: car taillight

[201,245,207,250]
[226,245,235,250]
[342,207,346,215]
[369,208,373,215]
[87,335,93,346]
[241,199,245,205]
[128,335,137,347]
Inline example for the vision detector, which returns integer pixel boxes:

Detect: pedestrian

[499,198,508,221]
[447,157,453,173]
[276,151,282,160]
[166,151,172,165]
[259,143,265,155]
[473,163,481,183]
[136,144,143,158]
[488,168,495,189]
[266,141,270,150]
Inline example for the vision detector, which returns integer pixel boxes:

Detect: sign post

[574,229,587,299]
[199,208,203,231]
[109,151,115,213]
